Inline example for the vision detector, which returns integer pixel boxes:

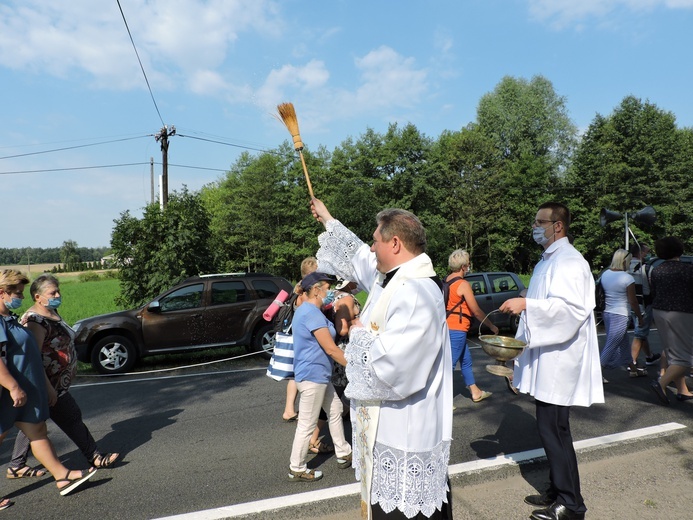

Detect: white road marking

[152,422,686,520]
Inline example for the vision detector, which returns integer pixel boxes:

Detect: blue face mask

[322,289,336,307]
[46,296,62,310]
[4,297,23,310]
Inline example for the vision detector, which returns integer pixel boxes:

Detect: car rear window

[211,281,248,304]
[251,279,282,299]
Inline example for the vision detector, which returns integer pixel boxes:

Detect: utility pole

[155,125,175,207]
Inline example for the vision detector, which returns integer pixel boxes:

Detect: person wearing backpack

[627,243,661,370]
[445,249,498,403]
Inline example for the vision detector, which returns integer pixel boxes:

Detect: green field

[14,277,125,326]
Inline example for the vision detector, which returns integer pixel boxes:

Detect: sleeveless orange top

[446,279,472,332]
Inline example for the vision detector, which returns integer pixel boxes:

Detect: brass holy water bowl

[478,310,527,377]
[479,334,526,377]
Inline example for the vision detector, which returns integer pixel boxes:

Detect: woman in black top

[649,237,693,404]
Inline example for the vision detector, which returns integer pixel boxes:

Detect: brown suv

[74,273,293,374]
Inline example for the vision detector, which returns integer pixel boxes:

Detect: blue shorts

[632,304,653,339]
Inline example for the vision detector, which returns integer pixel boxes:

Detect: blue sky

[1,0,692,249]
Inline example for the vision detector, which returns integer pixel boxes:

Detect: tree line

[111,75,693,307]
[0,243,109,267]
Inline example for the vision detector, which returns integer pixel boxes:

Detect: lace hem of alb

[344,327,402,402]
[371,440,451,519]
[316,220,363,281]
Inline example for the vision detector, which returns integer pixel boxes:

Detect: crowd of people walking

[272,198,690,520]
[0,271,119,511]
[2,197,690,519]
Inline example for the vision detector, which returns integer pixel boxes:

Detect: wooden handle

[298,150,314,198]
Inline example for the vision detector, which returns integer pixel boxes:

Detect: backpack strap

[445,276,473,323]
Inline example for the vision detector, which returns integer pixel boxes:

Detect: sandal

[6,465,47,479]
[90,453,120,468]
[287,468,323,482]
[56,467,98,496]
[472,390,492,403]
[0,497,13,511]
[505,376,519,395]
[309,440,334,454]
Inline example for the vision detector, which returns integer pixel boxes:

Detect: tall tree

[201,144,325,281]
[565,96,686,269]
[60,240,81,272]
[471,75,577,272]
[111,188,214,307]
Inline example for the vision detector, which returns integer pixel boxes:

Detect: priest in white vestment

[500,202,604,520]
[311,199,453,520]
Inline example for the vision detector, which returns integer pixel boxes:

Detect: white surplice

[513,237,604,407]
[317,220,453,519]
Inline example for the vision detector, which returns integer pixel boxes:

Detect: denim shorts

[632,304,653,339]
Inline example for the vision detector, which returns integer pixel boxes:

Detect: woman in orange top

[446,250,498,402]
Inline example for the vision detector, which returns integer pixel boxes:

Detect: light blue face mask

[322,289,336,307]
[46,296,62,310]
[4,297,23,310]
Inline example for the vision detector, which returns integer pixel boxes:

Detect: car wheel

[250,323,275,360]
[91,335,137,374]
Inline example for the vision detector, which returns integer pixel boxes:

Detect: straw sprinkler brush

[276,102,315,198]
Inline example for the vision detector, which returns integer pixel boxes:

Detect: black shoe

[645,353,661,365]
[676,394,693,401]
[650,379,670,405]
[530,503,585,520]
[524,493,556,507]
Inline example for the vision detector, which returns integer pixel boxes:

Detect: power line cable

[0,163,150,175]
[0,135,151,160]
[167,163,230,172]
[116,0,165,127]
[176,134,273,154]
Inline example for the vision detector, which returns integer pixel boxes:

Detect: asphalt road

[0,330,691,519]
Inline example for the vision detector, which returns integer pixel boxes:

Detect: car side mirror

[148,301,161,313]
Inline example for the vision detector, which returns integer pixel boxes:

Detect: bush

[78,272,100,282]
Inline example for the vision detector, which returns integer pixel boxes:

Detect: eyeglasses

[532,219,557,227]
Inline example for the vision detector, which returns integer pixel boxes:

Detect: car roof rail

[197,272,246,278]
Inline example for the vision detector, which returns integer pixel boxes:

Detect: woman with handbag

[287,272,351,482]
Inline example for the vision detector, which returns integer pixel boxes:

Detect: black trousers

[371,478,453,519]
[10,391,99,468]
[535,400,586,514]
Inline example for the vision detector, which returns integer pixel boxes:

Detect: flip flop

[283,414,298,422]
[0,497,13,511]
[472,390,492,403]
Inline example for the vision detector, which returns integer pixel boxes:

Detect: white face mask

[532,225,555,246]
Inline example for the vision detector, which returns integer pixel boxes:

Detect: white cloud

[528,0,693,28]
[254,60,331,108]
[0,0,282,90]
[349,46,428,110]
[251,45,429,138]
